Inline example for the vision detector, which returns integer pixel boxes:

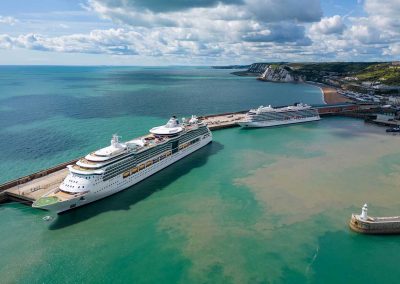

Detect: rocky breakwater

[258,65,305,83]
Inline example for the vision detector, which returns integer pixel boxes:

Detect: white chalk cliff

[258,65,304,83]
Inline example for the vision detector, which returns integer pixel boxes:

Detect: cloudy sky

[0,0,399,65]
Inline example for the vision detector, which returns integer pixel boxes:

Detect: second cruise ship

[238,103,320,128]
[33,115,212,213]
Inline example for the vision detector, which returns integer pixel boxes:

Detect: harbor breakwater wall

[349,215,400,234]
[0,104,379,203]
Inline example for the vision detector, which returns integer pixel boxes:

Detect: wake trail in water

[306,245,320,275]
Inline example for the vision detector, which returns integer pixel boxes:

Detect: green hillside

[290,62,377,74]
[355,63,400,85]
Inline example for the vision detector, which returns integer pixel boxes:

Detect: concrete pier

[349,204,400,234]
[4,169,69,203]
[0,103,380,205]
[0,158,78,204]
[371,119,400,127]
[200,111,246,130]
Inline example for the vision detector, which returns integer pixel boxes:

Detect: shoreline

[232,71,352,105]
[231,70,353,105]
[306,82,352,104]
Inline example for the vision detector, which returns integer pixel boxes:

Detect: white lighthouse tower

[360,203,368,220]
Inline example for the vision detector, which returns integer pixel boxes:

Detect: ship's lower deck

[238,116,320,128]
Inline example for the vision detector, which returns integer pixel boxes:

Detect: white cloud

[363,0,400,42]
[0,29,139,55]
[0,26,315,64]
[87,0,322,28]
[306,0,400,61]
[310,15,345,35]
[89,0,244,13]
[245,0,321,23]
[0,34,13,48]
[0,16,19,26]
[383,43,400,56]
[79,0,318,56]
[346,22,383,44]
[242,22,311,45]
[58,24,70,29]
[364,0,400,19]
[1,0,400,63]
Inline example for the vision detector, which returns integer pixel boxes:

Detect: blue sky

[0,0,398,65]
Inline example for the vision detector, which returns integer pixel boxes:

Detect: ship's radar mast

[111,134,122,147]
[149,117,183,135]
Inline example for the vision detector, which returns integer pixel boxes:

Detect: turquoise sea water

[1,67,400,283]
[0,66,323,183]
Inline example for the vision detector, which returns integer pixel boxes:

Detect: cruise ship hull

[238,116,320,128]
[35,135,212,213]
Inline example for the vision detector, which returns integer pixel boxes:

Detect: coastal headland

[218,62,400,105]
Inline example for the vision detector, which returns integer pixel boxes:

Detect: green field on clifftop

[355,63,400,85]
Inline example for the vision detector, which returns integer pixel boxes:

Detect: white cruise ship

[33,116,212,213]
[238,103,320,128]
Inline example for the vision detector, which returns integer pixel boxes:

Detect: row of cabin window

[109,135,201,180]
[105,145,170,178]
[106,146,168,178]
[123,151,172,178]
[131,141,170,161]
[135,146,170,163]
[107,156,136,171]
[121,136,201,179]
[180,134,201,144]
[179,141,190,150]
[182,128,207,138]
[104,159,138,177]
[179,137,201,150]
